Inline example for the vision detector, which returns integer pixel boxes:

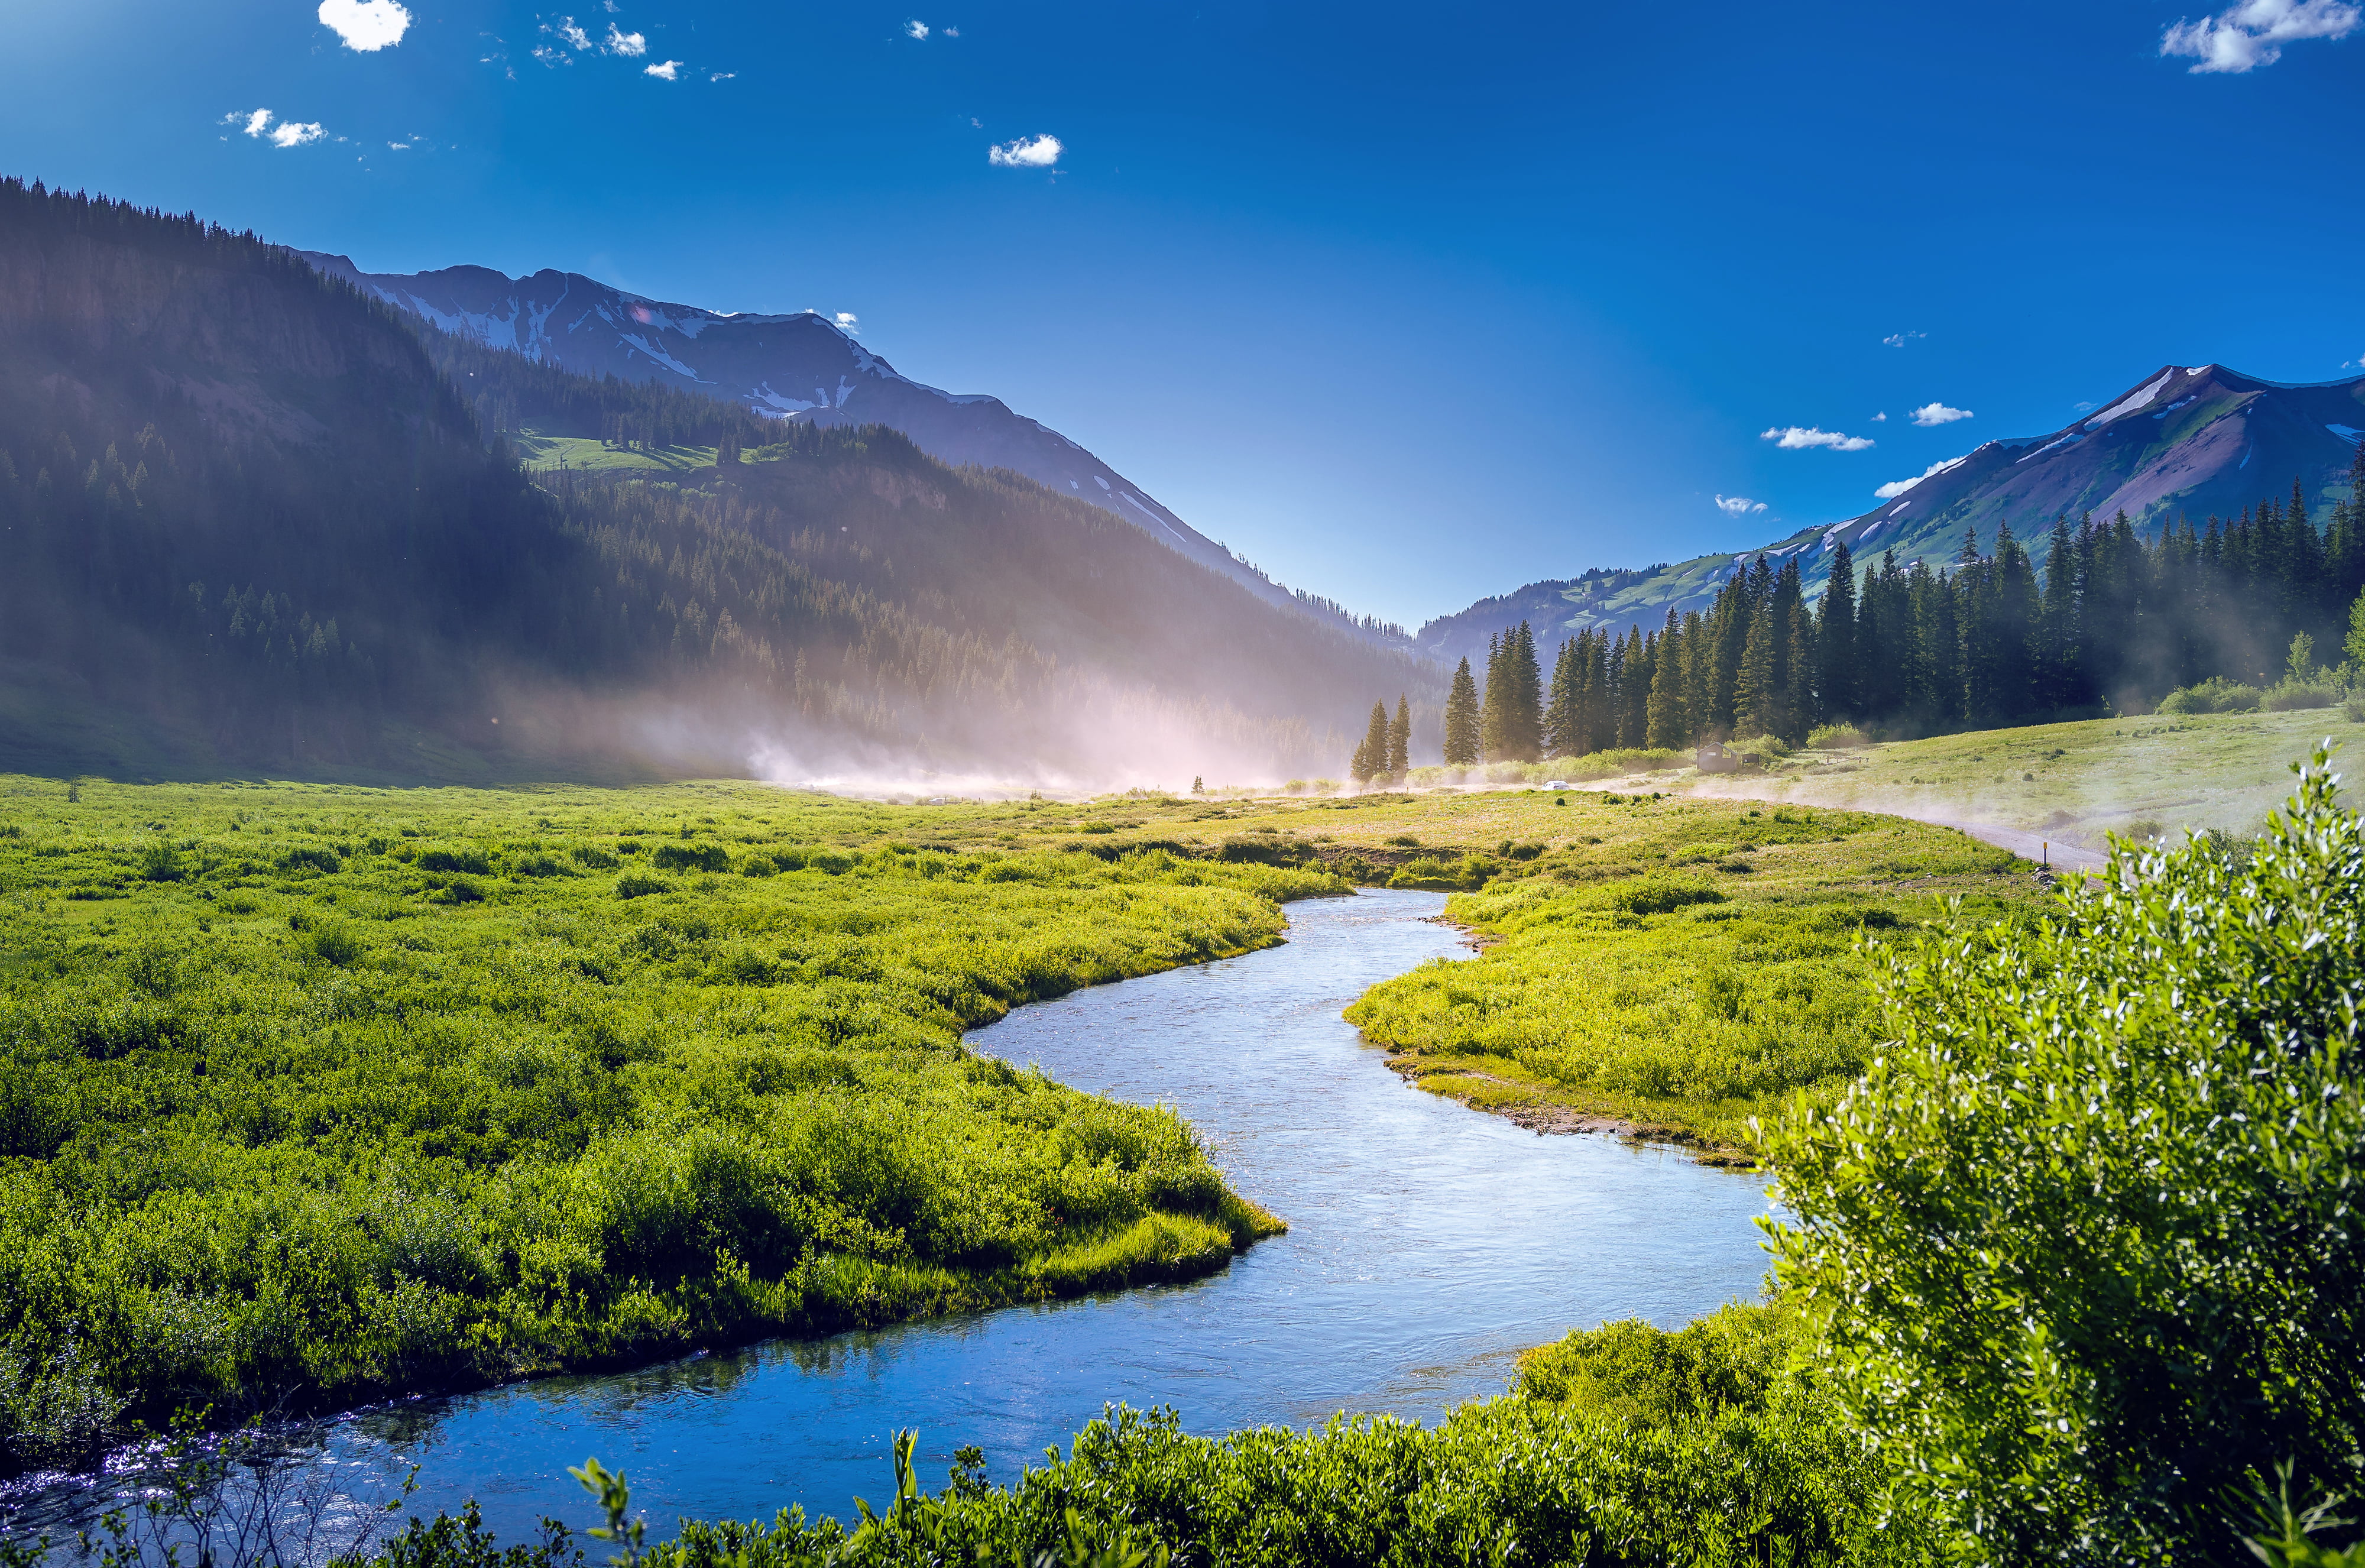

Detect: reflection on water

[7,890,1773,1546]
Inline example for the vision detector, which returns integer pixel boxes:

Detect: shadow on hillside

[0,663,691,791]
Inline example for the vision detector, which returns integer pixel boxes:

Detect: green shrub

[138,840,186,882]
[1771,749,2365,1563]
[2157,675,2261,714]
[418,847,493,874]
[652,843,731,873]
[1807,723,1871,749]
[615,872,669,899]
[1606,873,1723,915]
[511,853,567,877]
[2263,677,2339,712]
[571,844,620,870]
[304,924,367,967]
[277,845,341,875]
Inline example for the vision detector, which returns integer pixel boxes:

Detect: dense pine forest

[1349,460,2365,772]
[0,179,1439,780]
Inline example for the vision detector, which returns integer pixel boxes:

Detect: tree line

[1348,449,2365,772]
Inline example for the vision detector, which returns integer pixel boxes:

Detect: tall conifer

[1443,658,1480,766]
[1387,696,1410,776]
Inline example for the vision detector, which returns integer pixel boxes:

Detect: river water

[10,889,1774,1545]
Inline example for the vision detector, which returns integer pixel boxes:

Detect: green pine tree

[1387,696,1410,776]
[1443,658,1480,766]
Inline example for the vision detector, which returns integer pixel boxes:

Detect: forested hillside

[1404,476,2365,765]
[0,180,1439,782]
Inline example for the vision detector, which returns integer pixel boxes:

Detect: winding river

[11,889,1773,1544]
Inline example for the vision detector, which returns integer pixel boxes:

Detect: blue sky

[6,0,2361,627]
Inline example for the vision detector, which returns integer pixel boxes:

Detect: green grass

[0,776,1347,1469]
[1668,708,2360,848]
[510,429,720,472]
[1342,793,2042,1156]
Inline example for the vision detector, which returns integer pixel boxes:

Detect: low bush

[652,843,731,873]
[2157,675,2261,714]
[2262,676,2340,711]
[1807,723,1871,749]
[614,872,669,898]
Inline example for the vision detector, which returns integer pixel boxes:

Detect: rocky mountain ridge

[1417,363,2365,668]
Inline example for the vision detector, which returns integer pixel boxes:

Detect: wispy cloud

[1871,412,1888,422]
[533,15,593,63]
[1761,426,1875,452]
[2161,0,2358,70]
[644,59,681,79]
[318,0,411,51]
[906,18,930,38]
[604,22,645,54]
[833,312,860,334]
[1715,495,1768,516]
[1909,401,1974,426]
[1874,455,1969,501]
[989,132,1062,167]
[1882,331,1926,348]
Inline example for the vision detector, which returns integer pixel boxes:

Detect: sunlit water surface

[10,890,1773,1544]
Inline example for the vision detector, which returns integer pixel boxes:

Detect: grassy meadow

[1339,795,2041,1157]
[0,776,1350,1469]
[0,767,2047,1470]
[1626,706,2360,849]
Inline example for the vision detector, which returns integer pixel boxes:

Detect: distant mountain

[0,181,1437,783]
[299,252,1408,650]
[1420,363,2365,668]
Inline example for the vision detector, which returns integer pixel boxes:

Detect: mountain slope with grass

[0,180,1439,783]
[1421,364,2365,665]
[302,251,1409,649]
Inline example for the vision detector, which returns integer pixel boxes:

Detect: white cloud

[944,25,960,35]
[710,71,735,81]
[1761,426,1875,452]
[644,59,681,78]
[604,22,646,54]
[906,18,930,38]
[1871,412,1887,422]
[230,109,326,148]
[2073,400,2098,412]
[2161,0,2358,70]
[1882,331,1926,348]
[319,0,411,51]
[989,132,1062,167]
[1909,401,1974,426]
[1874,455,1970,501]
[834,312,859,333]
[1714,495,1768,516]
[388,140,410,150]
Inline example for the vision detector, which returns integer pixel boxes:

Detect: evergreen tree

[1353,701,1390,783]
[1646,609,1686,749]
[1478,632,1507,762]
[1386,695,1410,776]
[1442,657,1480,766]
[1733,602,1777,738]
[1816,542,1857,721]
[1499,621,1545,761]
[1544,637,1582,757]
